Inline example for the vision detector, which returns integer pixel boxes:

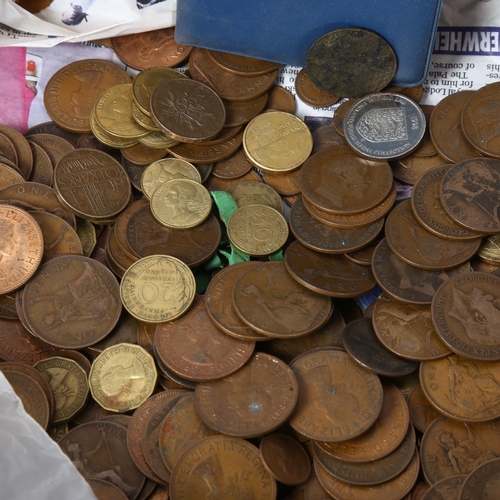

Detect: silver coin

[343,93,426,160]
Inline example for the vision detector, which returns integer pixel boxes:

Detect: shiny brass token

[478,234,500,264]
[138,130,179,149]
[89,343,157,412]
[227,204,288,256]
[150,179,212,229]
[120,255,196,323]
[243,111,312,172]
[90,108,139,149]
[130,101,162,131]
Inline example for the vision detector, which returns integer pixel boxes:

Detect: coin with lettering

[458,457,500,499]
[407,384,441,433]
[420,475,466,500]
[28,141,54,186]
[0,162,24,189]
[0,125,33,179]
[27,133,76,168]
[90,109,139,149]
[391,151,449,185]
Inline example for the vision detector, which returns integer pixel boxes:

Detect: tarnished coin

[87,478,129,500]
[260,433,311,486]
[151,78,225,143]
[243,111,312,172]
[344,93,426,160]
[266,85,296,114]
[28,141,54,186]
[385,199,481,270]
[306,28,397,98]
[289,348,383,442]
[207,50,281,76]
[262,168,301,196]
[211,148,253,179]
[391,151,449,185]
[120,255,196,323]
[223,94,269,128]
[0,204,43,294]
[155,295,255,381]
[169,435,277,500]
[285,241,377,298]
[440,158,500,233]
[121,142,166,166]
[407,384,441,433]
[23,254,121,348]
[0,294,18,320]
[342,318,419,377]
[458,457,500,499]
[27,133,75,168]
[227,180,283,214]
[312,123,347,154]
[478,234,500,265]
[333,99,358,138]
[0,162,24,189]
[34,356,89,423]
[431,272,500,360]
[227,204,288,256]
[295,69,340,108]
[233,261,333,338]
[420,355,500,422]
[0,125,33,179]
[112,27,192,70]
[420,415,500,484]
[299,145,393,214]
[89,343,157,412]
[25,121,79,147]
[44,59,130,133]
[150,178,212,229]
[421,475,466,500]
[59,420,145,500]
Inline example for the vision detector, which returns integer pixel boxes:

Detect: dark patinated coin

[458,457,500,499]
[306,28,397,98]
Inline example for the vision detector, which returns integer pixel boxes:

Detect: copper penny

[342,318,419,377]
[44,59,131,133]
[260,433,311,486]
[262,168,301,196]
[121,157,145,192]
[195,352,298,438]
[23,255,121,349]
[284,471,332,499]
[112,28,192,70]
[312,123,347,154]
[169,435,277,500]
[421,415,500,484]
[222,94,268,128]
[289,348,383,442]
[28,141,54,186]
[88,310,140,354]
[285,241,377,298]
[26,133,75,168]
[0,125,34,179]
[25,121,80,147]
[299,145,393,215]
[158,394,219,473]
[431,271,500,360]
[204,167,260,191]
[59,420,145,500]
[205,261,269,342]
[114,198,149,261]
[345,236,381,266]
[420,475,466,500]
[121,143,166,166]
[333,99,358,138]
[189,48,278,101]
[411,104,437,158]
[212,148,253,179]
[266,85,296,114]
[233,261,333,338]
[105,225,137,277]
[385,199,480,270]
[207,50,281,76]
[87,478,129,500]
[392,153,449,185]
[372,238,472,304]
[430,90,481,163]
[155,295,255,381]
[295,69,340,108]
[440,158,500,233]
[411,165,485,241]
[0,132,18,165]
[0,162,25,189]
[407,383,441,433]
[53,349,92,375]
[458,457,500,499]
[0,293,18,319]
[420,355,500,422]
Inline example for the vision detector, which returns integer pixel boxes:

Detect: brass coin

[150,178,212,229]
[306,28,397,98]
[54,148,132,221]
[420,354,500,422]
[53,349,92,376]
[44,59,130,133]
[0,125,33,179]
[289,348,383,442]
[440,158,500,233]
[227,180,283,214]
[207,50,281,76]
[0,204,43,294]
[211,148,253,179]
[372,297,451,361]
[34,356,89,423]
[458,457,500,499]
[130,101,162,131]
[120,142,166,166]
[223,94,269,128]
[150,78,225,143]
[169,435,277,500]
[112,27,192,70]
[233,261,333,338]
[28,141,54,187]
[227,204,288,256]
[478,234,500,264]
[431,271,500,360]
[243,111,312,172]
[155,295,255,381]
[295,68,340,107]
[299,145,393,214]
[120,255,196,323]
[138,130,179,149]
[90,108,139,149]
[407,384,440,433]
[385,199,481,270]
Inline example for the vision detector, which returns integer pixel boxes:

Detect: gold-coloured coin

[90,108,139,148]
[227,180,284,214]
[150,179,212,229]
[120,255,196,323]
[131,101,161,131]
[227,204,289,256]
[138,130,180,149]
[141,158,202,200]
[94,84,150,139]
[89,342,157,412]
[243,111,313,172]
[478,234,500,265]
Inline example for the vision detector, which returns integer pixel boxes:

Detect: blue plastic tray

[175,0,443,87]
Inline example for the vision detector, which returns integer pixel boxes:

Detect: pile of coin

[2,24,500,500]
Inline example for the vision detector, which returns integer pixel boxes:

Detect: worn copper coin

[23,255,121,348]
[407,384,441,433]
[169,435,277,500]
[212,148,253,179]
[0,293,18,320]
[59,420,145,500]
[121,143,166,166]
[233,261,332,338]
[289,348,383,442]
[333,99,358,137]
[295,68,340,107]
[431,271,500,360]
[440,158,500,233]
[420,355,500,422]
[27,133,75,168]
[28,141,54,186]
[121,157,144,192]
[420,475,466,500]
[262,168,301,195]
[458,457,500,499]
[25,121,80,147]
[391,152,449,185]
[222,94,268,128]
[266,85,296,114]
[0,162,24,189]
[155,295,255,381]
[207,50,281,76]
[195,352,298,437]
[227,180,283,214]
[87,478,129,500]
[306,28,397,98]
[312,123,347,154]
[0,125,33,179]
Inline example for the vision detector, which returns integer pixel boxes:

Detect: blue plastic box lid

[175,0,443,87]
